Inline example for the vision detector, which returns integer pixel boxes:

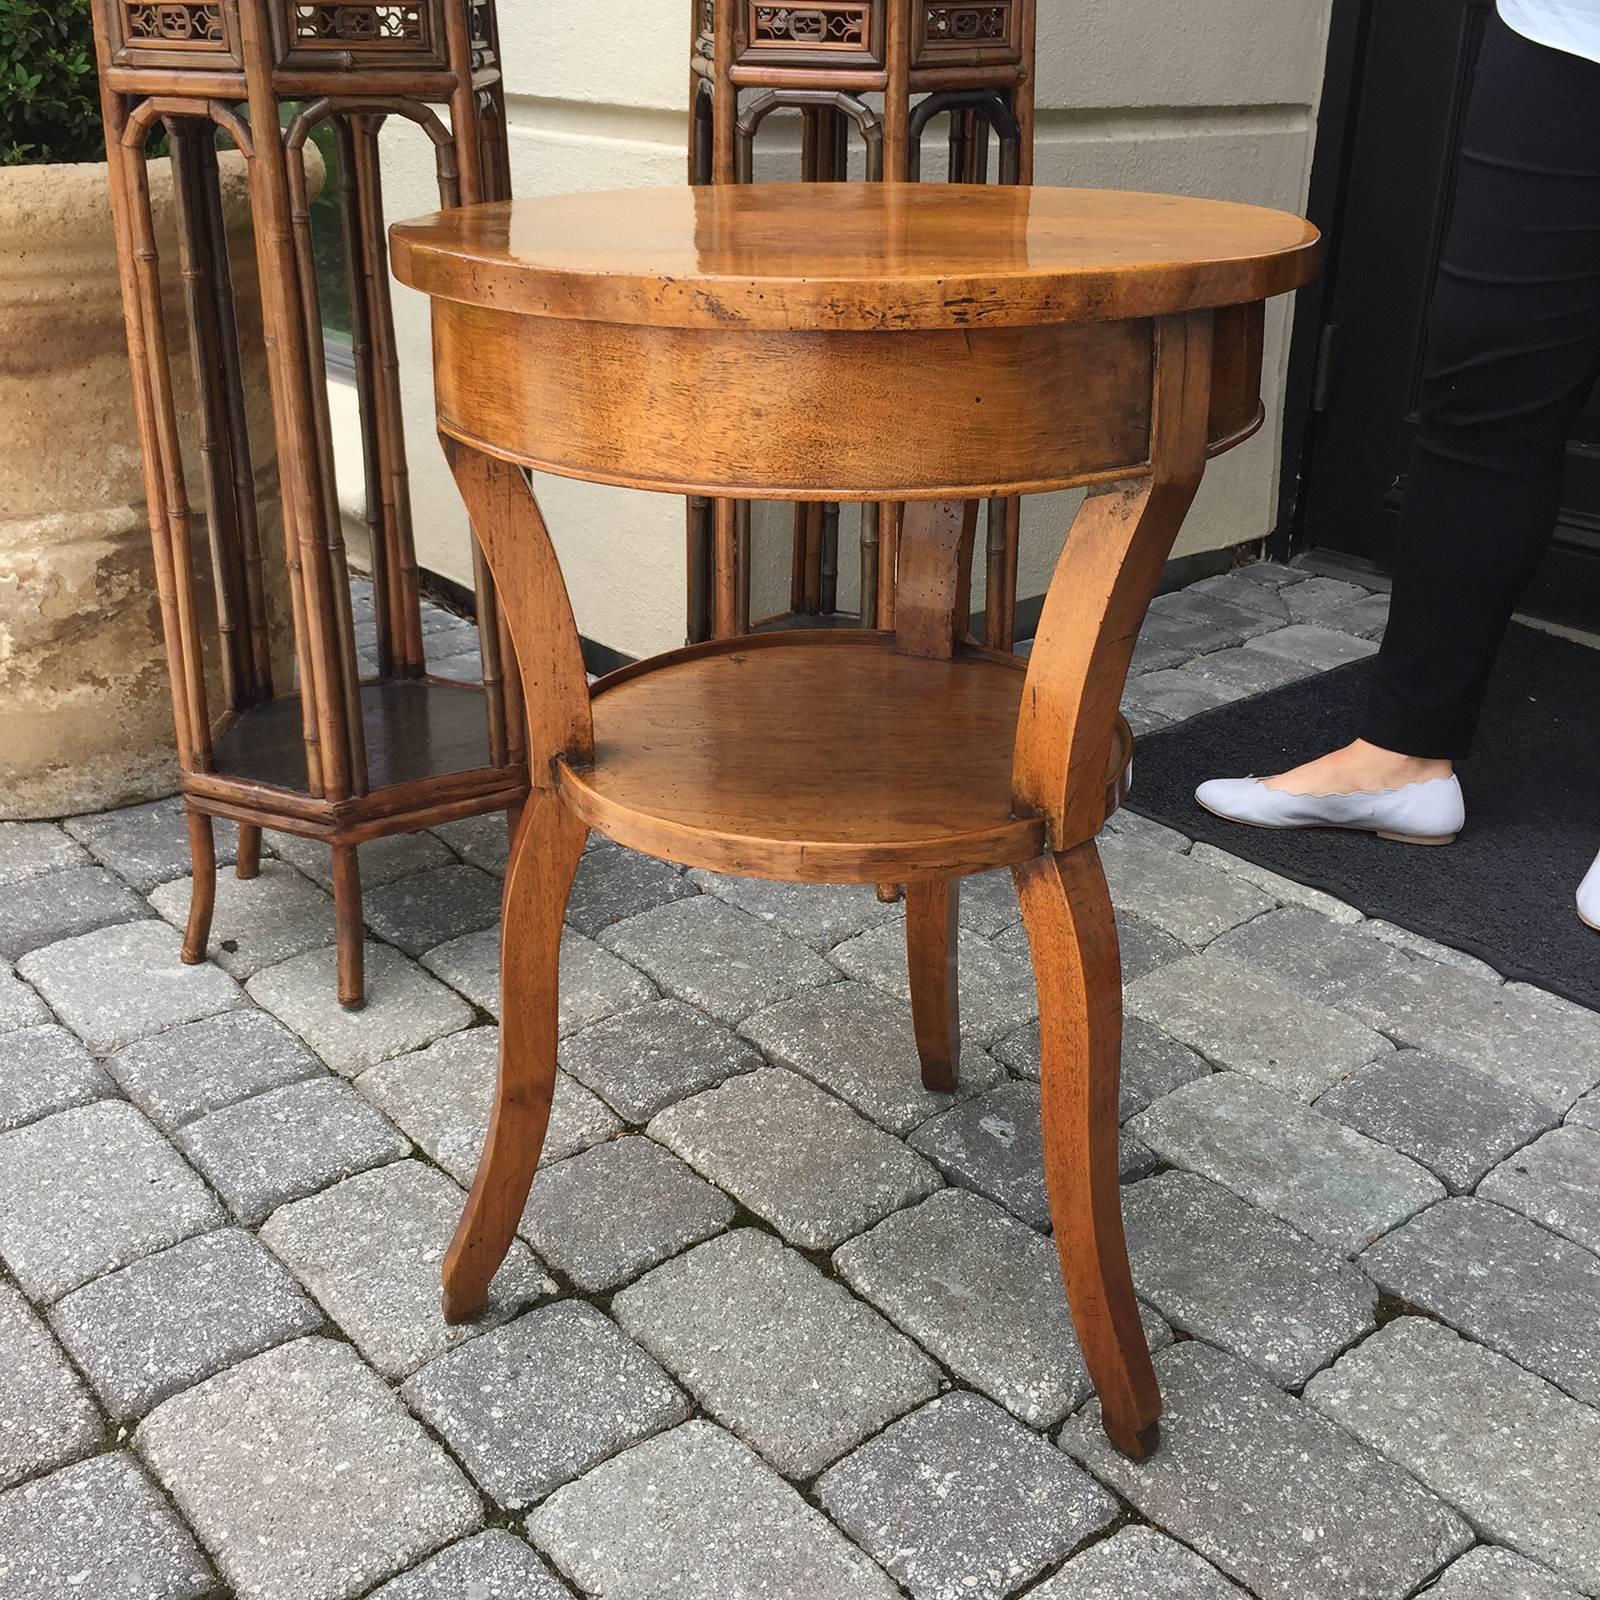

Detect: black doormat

[1125,621,1600,1011]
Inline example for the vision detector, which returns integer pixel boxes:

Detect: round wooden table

[391,182,1319,1459]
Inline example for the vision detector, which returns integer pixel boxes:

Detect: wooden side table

[391,183,1319,1458]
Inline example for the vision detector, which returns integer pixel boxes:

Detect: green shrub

[1,0,104,166]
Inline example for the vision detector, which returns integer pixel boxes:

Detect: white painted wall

[346,0,1335,659]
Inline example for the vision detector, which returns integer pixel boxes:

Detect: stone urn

[0,153,307,819]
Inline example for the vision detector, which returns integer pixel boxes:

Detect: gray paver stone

[834,1188,1169,1428]
[1103,809,1191,852]
[1144,590,1283,648]
[105,1009,325,1130]
[568,846,693,938]
[357,1027,621,1197]
[992,1014,1210,1122]
[262,1161,546,1378]
[273,828,452,890]
[1357,918,1505,982]
[1568,1088,1600,1132]
[830,922,1036,1044]
[178,1075,410,1224]
[818,1391,1116,1600]
[1122,1170,1377,1387]
[1312,592,1392,638]
[1183,642,1321,698]
[0,1283,100,1490]
[147,860,334,977]
[1206,905,1409,1002]
[1422,1548,1584,1600]
[613,1229,939,1479]
[0,1023,110,1131]
[522,1135,735,1292]
[1099,832,1275,947]
[649,1067,941,1250]
[0,820,88,886]
[1031,1526,1248,1599]
[1477,1125,1600,1253]
[1123,668,1238,725]
[743,980,1004,1135]
[1129,1073,1444,1255]
[1242,623,1379,670]
[139,1337,481,1600]
[1115,908,1195,984]
[248,940,473,1074]
[602,896,836,1024]
[47,1227,320,1420]
[363,864,504,958]
[0,961,46,1033]
[1188,846,1366,924]
[558,998,762,1123]
[956,868,1023,936]
[371,1530,568,1600]
[1282,574,1371,620]
[401,1301,689,1508]
[1128,951,1391,1101]
[422,925,658,1034]
[1185,568,1298,616]
[909,1077,1052,1228]
[0,865,149,962]
[63,797,239,893]
[1306,1317,1600,1594]
[1338,964,1600,1110]
[0,1453,213,1600]
[530,1420,900,1600]
[19,921,243,1052]
[431,812,510,877]
[1064,1339,1470,1600]
[1315,1050,1561,1194]
[1359,1197,1600,1406]
[0,1100,221,1300]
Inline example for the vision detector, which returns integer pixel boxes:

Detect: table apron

[430,301,1187,500]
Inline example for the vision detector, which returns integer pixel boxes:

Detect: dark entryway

[1283,0,1600,626]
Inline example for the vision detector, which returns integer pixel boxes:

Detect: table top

[390,183,1320,332]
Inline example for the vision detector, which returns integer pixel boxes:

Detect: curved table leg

[1014,840,1160,1460]
[440,437,595,1325]
[906,878,960,1091]
[444,788,586,1323]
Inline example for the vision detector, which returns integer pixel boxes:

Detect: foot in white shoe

[1194,774,1465,845]
[1580,851,1600,931]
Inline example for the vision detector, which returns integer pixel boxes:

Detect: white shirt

[1498,0,1600,63]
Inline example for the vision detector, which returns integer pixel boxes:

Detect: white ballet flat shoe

[1579,851,1600,932]
[1194,774,1465,846]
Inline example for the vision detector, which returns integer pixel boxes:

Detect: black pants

[1362,11,1600,759]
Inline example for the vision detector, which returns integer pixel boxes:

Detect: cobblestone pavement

[3,565,1599,1600]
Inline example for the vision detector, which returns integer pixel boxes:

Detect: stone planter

[0,154,307,819]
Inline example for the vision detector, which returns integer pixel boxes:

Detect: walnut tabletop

[392,182,1319,1462]
[389,182,1319,329]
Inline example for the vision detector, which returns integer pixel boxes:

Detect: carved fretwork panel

[114,0,238,66]
[274,0,450,69]
[467,0,497,71]
[737,2,885,69]
[913,1,1023,65]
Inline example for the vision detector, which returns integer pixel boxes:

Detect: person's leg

[1266,12,1600,797]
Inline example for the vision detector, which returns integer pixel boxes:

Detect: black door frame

[1271,0,1372,564]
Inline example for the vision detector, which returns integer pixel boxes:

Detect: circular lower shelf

[556,632,1130,884]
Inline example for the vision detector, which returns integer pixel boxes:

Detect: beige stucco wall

[355,0,1335,659]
